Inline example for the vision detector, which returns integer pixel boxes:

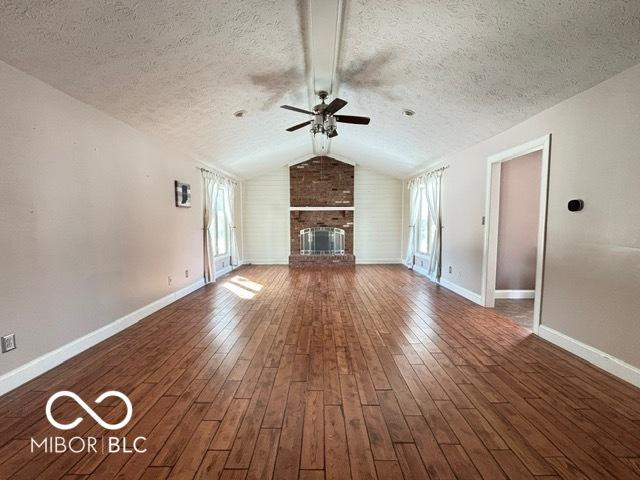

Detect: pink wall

[496,151,542,290]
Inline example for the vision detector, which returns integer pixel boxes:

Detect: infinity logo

[45,391,133,430]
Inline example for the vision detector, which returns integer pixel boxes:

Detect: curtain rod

[197,166,238,185]
[411,164,450,179]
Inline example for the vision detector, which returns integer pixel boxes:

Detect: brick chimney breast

[289,156,355,266]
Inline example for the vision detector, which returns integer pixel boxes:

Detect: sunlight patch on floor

[229,276,263,292]
[222,281,256,299]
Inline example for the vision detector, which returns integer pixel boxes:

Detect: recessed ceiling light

[402,109,415,117]
[233,109,247,118]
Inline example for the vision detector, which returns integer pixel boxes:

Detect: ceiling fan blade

[325,98,348,115]
[334,115,370,125]
[281,105,314,115]
[286,120,312,132]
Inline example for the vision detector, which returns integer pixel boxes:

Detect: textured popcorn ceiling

[0,0,310,177]
[1,1,640,178]
[333,0,640,176]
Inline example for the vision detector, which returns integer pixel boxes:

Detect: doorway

[481,135,551,333]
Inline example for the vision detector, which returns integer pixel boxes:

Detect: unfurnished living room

[1,1,640,479]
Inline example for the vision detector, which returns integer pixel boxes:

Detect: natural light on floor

[230,276,263,292]
[221,276,264,299]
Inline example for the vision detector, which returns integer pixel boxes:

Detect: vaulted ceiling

[1,1,639,179]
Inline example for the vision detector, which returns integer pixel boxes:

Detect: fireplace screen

[300,227,345,255]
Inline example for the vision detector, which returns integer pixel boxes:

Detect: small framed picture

[175,181,191,208]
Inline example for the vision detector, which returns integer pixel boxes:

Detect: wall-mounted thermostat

[568,199,584,212]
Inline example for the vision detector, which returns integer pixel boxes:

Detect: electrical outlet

[185,269,189,278]
[482,216,486,225]
[1,334,16,353]
[168,275,173,286]
[448,266,452,274]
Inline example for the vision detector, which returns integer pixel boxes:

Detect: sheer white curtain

[203,172,221,284]
[404,169,443,281]
[404,179,422,267]
[425,171,442,281]
[222,179,240,267]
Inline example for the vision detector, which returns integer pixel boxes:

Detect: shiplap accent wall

[242,165,403,265]
[354,167,403,263]
[242,167,290,264]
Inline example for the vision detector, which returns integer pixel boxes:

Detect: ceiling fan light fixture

[281,95,370,138]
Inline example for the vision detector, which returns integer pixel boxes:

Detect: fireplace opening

[300,227,345,255]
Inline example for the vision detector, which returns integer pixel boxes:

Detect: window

[417,188,434,255]
[215,188,228,256]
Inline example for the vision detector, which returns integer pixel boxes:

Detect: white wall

[0,60,210,379]
[428,62,640,370]
[354,167,403,263]
[242,167,290,264]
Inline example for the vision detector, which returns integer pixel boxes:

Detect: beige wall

[0,60,207,376]
[496,151,541,291]
[434,62,640,368]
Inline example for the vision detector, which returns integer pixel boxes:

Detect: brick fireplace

[289,156,356,267]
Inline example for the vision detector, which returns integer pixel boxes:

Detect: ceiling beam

[303,0,344,155]
[308,0,343,97]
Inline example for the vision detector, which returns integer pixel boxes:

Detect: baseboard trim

[356,259,402,264]
[215,265,234,278]
[438,278,483,305]
[410,266,483,306]
[0,278,206,397]
[412,264,429,277]
[243,259,403,266]
[242,259,289,265]
[495,289,535,299]
[538,325,640,388]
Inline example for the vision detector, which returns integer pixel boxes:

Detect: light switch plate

[1,334,16,353]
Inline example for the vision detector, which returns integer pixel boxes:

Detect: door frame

[480,134,551,334]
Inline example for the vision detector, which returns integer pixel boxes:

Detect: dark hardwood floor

[1,265,640,479]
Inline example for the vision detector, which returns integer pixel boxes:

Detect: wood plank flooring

[1,265,640,479]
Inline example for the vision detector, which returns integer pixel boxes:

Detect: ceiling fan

[281,91,370,138]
